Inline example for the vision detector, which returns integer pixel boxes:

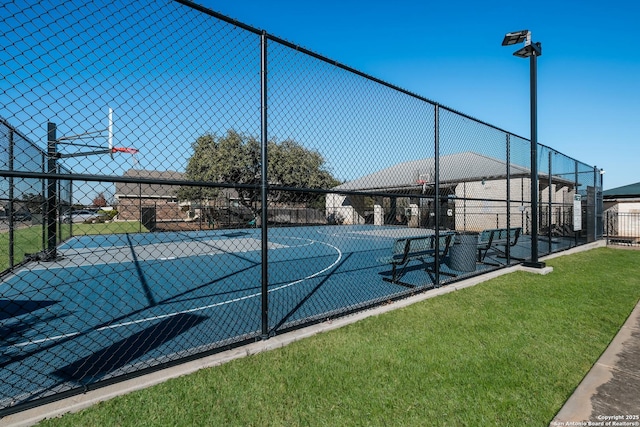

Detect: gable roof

[334,152,530,192]
[603,182,640,198]
[115,169,183,198]
[331,151,578,193]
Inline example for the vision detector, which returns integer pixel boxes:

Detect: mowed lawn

[35,247,640,426]
[0,221,146,271]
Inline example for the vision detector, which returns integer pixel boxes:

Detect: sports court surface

[0,225,460,408]
[0,223,576,409]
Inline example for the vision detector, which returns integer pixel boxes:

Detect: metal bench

[477,227,522,263]
[379,233,455,287]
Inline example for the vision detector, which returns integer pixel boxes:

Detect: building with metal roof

[327,151,578,232]
[603,182,640,200]
[603,182,640,241]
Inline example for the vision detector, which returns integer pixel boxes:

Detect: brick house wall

[114,169,184,222]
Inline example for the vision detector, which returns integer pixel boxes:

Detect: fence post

[139,183,142,233]
[434,104,441,286]
[506,133,511,262]
[593,166,602,241]
[548,151,553,253]
[46,122,58,260]
[8,128,14,268]
[260,31,269,339]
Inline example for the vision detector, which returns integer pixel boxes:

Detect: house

[114,169,184,223]
[603,182,640,241]
[114,169,252,229]
[603,182,640,210]
[327,151,579,233]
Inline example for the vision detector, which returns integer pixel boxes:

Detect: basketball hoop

[111,147,139,154]
[54,108,139,162]
[417,179,428,194]
[112,146,140,167]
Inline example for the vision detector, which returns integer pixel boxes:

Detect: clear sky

[196,0,639,191]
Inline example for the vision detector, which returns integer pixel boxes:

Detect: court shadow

[378,262,440,285]
[52,312,208,384]
[271,253,352,332]
[0,299,59,321]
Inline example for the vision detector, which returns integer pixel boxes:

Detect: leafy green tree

[21,193,45,214]
[92,192,107,207]
[178,130,340,216]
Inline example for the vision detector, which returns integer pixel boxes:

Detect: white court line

[9,237,343,348]
[315,229,376,239]
[314,227,416,240]
[22,237,287,271]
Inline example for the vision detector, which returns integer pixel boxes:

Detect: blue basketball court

[0,223,580,409]
[0,224,474,408]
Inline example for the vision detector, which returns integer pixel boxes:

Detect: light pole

[502,30,545,269]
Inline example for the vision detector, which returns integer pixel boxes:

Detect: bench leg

[425,268,457,282]
[421,257,457,283]
[382,258,456,289]
[494,244,526,262]
[382,263,418,288]
[382,277,417,288]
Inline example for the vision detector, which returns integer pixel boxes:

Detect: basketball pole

[108,107,113,159]
[42,110,135,262]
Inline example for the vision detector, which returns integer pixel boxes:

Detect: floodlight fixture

[513,42,542,58]
[501,30,530,46]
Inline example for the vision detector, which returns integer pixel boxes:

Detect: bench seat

[379,232,455,287]
[477,227,522,263]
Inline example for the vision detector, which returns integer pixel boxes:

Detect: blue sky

[197,0,639,190]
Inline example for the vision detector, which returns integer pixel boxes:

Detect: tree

[92,192,107,208]
[21,193,45,214]
[178,130,340,216]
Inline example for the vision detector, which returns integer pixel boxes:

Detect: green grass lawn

[0,225,43,272]
[0,221,147,271]
[59,221,148,237]
[36,247,640,427]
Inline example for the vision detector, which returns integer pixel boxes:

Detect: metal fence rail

[0,0,602,416]
[605,211,640,246]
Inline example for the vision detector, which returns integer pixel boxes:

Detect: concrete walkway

[550,297,640,426]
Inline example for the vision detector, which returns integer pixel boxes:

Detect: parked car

[61,210,102,224]
[12,211,32,221]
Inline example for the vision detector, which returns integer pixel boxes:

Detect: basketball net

[112,147,140,167]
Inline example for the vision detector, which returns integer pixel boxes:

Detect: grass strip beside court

[37,247,640,426]
[0,222,147,271]
[59,221,148,238]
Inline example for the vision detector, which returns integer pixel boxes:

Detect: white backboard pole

[108,107,113,159]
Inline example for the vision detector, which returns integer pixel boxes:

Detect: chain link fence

[0,0,603,415]
[605,211,640,246]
